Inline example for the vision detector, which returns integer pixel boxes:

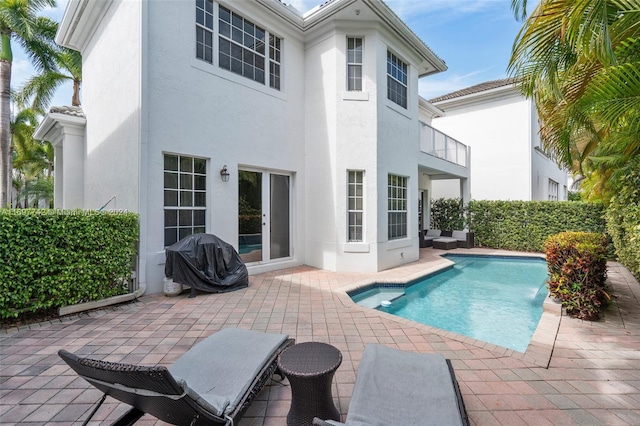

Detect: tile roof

[429,78,517,103]
[49,105,85,118]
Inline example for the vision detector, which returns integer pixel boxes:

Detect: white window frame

[346,37,363,91]
[164,154,207,247]
[388,174,408,240]
[195,0,214,64]
[195,1,282,91]
[548,179,559,201]
[347,170,364,242]
[387,51,408,109]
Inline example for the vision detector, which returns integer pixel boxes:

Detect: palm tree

[11,107,52,207]
[15,46,82,110]
[508,0,640,200]
[0,0,58,208]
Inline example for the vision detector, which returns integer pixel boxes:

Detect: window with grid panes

[388,174,407,239]
[347,171,364,242]
[217,5,282,89]
[387,51,407,108]
[195,0,214,63]
[548,179,559,201]
[164,154,207,247]
[347,37,363,91]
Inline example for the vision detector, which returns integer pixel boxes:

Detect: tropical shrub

[0,209,139,319]
[544,232,609,320]
[430,198,465,231]
[467,200,607,252]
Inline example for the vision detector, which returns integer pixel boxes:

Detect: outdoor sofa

[313,344,469,426]
[58,328,294,426]
[425,229,474,249]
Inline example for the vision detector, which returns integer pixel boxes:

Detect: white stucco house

[34,0,471,294]
[429,79,568,201]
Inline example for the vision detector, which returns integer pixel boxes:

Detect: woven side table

[277,341,342,426]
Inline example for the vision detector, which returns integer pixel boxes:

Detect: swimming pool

[350,254,549,352]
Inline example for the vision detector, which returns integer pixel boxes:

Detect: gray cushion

[425,229,441,237]
[433,237,457,243]
[169,328,288,416]
[452,231,468,241]
[345,344,464,426]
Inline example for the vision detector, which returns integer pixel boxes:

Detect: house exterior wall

[141,0,307,291]
[375,32,421,269]
[53,0,462,294]
[431,91,537,201]
[80,1,142,212]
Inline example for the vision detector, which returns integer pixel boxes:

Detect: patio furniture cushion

[425,229,441,237]
[452,231,467,241]
[169,328,288,416]
[314,344,468,426]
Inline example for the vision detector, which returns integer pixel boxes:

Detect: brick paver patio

[1,248,639,425]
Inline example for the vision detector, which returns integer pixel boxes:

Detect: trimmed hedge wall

[605,170,640,280]
[0,209,139,319]
[467,201,607,252]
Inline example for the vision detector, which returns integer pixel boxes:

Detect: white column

[60,126,85,209]
[54,145,64,209]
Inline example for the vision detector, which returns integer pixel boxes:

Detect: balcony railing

[420,121,469,167]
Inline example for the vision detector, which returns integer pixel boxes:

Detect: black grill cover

[165,234,249,293]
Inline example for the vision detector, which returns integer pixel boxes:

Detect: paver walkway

[1,248,639,425]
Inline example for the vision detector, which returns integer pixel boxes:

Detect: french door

[238,169,291,263]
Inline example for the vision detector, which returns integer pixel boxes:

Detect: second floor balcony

[420,122,469,168]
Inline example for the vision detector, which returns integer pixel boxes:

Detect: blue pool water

[352,255,549,352]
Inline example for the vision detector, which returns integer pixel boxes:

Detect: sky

[11,0,525,109]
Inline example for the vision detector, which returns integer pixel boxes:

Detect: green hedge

[545,232,609,320]
[0,209,139,319]
[430,198,465,231]
[605,170,640,280]
[467,200,607,252]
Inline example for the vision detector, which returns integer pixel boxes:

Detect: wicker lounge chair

[59,328,294,426]
[313,344,469,426]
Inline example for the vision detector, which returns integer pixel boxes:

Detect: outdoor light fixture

[220,165,230,182]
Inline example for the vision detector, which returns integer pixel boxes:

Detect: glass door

[238,170,263,263]
[238,169,291,263]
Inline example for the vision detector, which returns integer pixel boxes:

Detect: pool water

[354,255,549,352]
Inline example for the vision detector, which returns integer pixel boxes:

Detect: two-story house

[35,0,471,294]
[429,78,568,201]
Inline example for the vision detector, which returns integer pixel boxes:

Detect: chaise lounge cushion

[169,328,288,417]
[342,345,466,426]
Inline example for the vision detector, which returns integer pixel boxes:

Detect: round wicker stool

[277,341,342,426]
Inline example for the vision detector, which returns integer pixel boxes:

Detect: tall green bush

[605,167,640,280]
[467,200,606,252]
[430,198,465,230]
[544,232,609,320]
[0,209,139,318]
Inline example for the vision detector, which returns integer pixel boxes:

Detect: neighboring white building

[429,79,568,201]
[34,0,471,294]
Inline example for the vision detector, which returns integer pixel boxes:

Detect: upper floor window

[347,170,364,242]
[548,179,559,201]
[195,1,282,90]
[164,154,207,247]
[196,0,214,63]
[387,51,407,108]
[347,37,363,91]
[388,174,408,239]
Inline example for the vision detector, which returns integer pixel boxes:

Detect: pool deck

[2,247,639,425]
